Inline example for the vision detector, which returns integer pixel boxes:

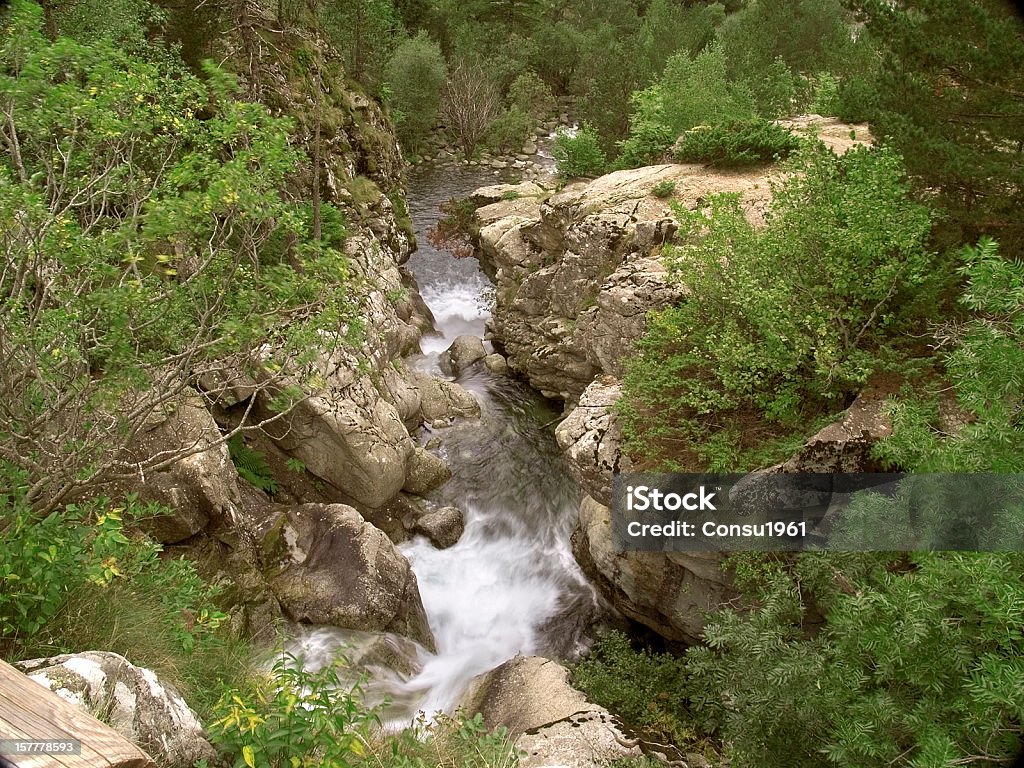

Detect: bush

[486,107,534,154]
[571,631,694,747]
[673,119,801,167]
[620,145,937,468]
[685,551,1024,768]
[507,70,554,119]
[553,123,606,178]
[651,180,676,199]
[384,32,448,152]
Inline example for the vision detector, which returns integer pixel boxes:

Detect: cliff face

[471,118,878,643]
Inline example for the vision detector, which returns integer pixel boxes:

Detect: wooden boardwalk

[0,658,155,768]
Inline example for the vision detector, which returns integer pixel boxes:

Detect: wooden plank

[0,659,154,768]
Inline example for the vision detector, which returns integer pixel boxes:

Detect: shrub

[384,32,448,152]
[620,145,937,468]
[486,107,534,154]
[651,180,676,199]
[571,631,694,747]
[507,70,554,119]
[673,119,801,167]
[553,123,607,178]
[441,61,503,158]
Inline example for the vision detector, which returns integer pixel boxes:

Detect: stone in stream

[440,334,487,376]
[402,446,452,495]
[253,502,436,651]
[16,652,216,768]
[483,353,509,374]
[412,372,481,421]
[414,505,466,549]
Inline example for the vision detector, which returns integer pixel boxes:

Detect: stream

[289,160,604,721]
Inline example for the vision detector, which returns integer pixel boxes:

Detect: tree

[846,0,1024,255]
[0,1,357,512]
[383,30,447,152]
[440,60,502,157]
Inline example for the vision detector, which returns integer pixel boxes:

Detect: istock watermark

[612,473,1024,552]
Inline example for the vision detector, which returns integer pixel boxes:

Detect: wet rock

[441,335,487,376]
[402,447,452,495]
[483,353,509,374]
[460,656,641,768]
[16,652,216,768]
[572,495,738,644]
[414,506,465,549]
[124,394,241,543]
[254,502,435,650]
[521,140,538,155]
[413,372,481,421]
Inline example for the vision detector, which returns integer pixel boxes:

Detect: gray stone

[521,140,538,155]
[414,506,465,549]
[413,373,481,421]
[483,353,509,374]
[460,656,641,768]
[253,502,436,650]
[441,335,487,376]
[402,447,452,495]
[16,652,216,768]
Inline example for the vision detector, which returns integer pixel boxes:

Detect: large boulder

[460,655,642,768]
[15,652,216,768]
[412,372,482,422]
[440,335,487,376]
[126,394,241,543]
[259,373,416,510]
[573,496,739,644]
[253,502,435,651]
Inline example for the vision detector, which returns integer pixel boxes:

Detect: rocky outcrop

[554,377,630,507]
[252,502,435,651]
[16,652,216,768]
[573,496,739,644]
[473,166,775,401]
[460,655,642,768]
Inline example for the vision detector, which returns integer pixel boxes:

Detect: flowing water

[289,160,604,720]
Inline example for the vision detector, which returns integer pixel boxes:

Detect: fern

[227,435,278,493]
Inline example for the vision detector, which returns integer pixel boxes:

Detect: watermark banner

[612,473,1024,551]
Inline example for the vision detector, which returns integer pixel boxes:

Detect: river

[289,160,604,721]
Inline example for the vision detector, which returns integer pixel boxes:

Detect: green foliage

[209,655,378,768]
[874,238,1024,473]
[673,119,801,168]
[571,631,694,746]
[553,124,607,178]
[46,0,164,52]
[621,145,937,468]
[506,70,553,118]
[227,436,279,494]
[486,107,533,153]
[318,0,400,87]
[686,551,1024,768]
[650,180,676,199]
[0,3,357,510]
[846,0,1024,256]
[384,31,448,151]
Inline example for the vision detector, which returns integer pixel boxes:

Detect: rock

[413,373,481,421]
[259,373,415,510]
[775,391,892,473]
[15,652,216,768]
[469,181,546,209]
[126,394,241,543]
[521,140,538,155]
[402,447,452,495]
[414,506,465,548]
[573,496,738,644]
[483,353,509,374]
[254,502,435,650]
[460,656,641,768]
[555,377,630,507]
[441,335,487,376]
